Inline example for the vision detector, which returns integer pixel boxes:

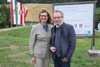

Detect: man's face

[53,12,63,26]
[40,12,48,23]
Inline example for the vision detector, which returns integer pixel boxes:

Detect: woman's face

[39,12,48,23]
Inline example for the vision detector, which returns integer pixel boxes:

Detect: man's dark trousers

[53,55,70,67]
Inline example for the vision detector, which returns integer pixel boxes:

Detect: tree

[0,0,7,4]
[0,4,11,28]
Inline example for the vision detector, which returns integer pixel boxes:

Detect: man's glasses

[53,16,62,19]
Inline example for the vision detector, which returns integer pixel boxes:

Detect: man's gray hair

[53,10,63,16]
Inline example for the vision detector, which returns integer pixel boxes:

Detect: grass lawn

[0,26,100,67]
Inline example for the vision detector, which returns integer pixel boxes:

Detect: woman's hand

[31,57,36,63]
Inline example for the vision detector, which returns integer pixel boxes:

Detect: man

[50,10,76,67]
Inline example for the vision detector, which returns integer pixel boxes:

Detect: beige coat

[29,23,53,58]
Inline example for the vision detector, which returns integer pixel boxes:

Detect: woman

[29,9,52,67]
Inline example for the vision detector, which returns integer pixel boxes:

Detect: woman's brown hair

[39,9,52,24]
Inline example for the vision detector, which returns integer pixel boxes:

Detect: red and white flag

[10,0,17,25]
[25,7,28,19]
[10,0,28,25]
[17,2,24,25]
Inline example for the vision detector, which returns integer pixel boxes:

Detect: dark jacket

[50,22,76,60]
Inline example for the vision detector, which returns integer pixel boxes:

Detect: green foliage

[0,0,6,4]
[0,26,100,67]
[95,14,100,29]
[0,4,11,28]
[0,0,100,7]
[96,7,100,14]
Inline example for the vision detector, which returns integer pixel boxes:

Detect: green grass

[0,26,100,67]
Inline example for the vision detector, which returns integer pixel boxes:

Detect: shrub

[0,4,11,28]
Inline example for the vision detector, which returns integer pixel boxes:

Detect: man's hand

[62,57,68,62]
[50,47,56,53]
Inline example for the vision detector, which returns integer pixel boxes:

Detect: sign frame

[52,1,97,50]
